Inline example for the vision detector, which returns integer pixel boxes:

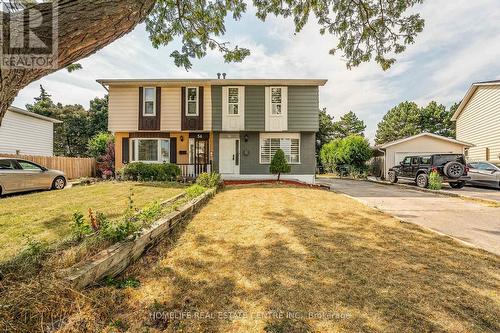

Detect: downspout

[377,147,386,180]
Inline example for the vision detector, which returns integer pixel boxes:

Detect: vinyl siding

[211,86,222,130]
[288,86,319,131]
[456,85,500,162]
[244,86,265,130]
[239,132,316,175]
[161,87,181,131]
[0,110,54,156]
[108,86,139,132]
[203,84,212,130]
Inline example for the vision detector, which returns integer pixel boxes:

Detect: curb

[365,178,500,206]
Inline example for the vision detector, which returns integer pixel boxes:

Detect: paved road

[317,178,500,256]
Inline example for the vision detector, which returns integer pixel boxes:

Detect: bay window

[131,138,170,163]
[260,133,300,164]
[186,87,199,116]
[143,87,156,116]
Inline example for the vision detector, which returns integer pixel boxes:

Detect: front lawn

[58,185,499,332]
[0,182,184,262]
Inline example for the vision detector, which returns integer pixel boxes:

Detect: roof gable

[451,80,500,121]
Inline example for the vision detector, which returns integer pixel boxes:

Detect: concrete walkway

[317,178,500,256]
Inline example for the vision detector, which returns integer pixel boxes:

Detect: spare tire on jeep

[444,161,464,178]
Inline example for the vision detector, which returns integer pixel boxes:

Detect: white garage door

[394,152,453,165]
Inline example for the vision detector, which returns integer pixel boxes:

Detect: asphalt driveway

[317,178,500,255]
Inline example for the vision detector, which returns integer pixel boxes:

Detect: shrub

[186,184,207,199]
[270,149,291,181]
[72,211,92,240]
[428,171,443,190]
[320,135,372,174]
[196,172,221,188]
[88,132,114,158]
[121,162,180,181]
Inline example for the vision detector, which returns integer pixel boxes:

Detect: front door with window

[219,137,240,175]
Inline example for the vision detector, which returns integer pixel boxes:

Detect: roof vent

[217,73,221,79]
[222,73,226,79]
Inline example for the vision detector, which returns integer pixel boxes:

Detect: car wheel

[416,173,428,188]
[449,181,465,189]
[388,171,398,183]
[444,161,464,178]
[52,176,66,190]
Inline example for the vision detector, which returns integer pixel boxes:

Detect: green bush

[196,172,221,188]
[121,162,180,181]
[428,171,443,190]
[87,132,114,158]
[320,135,372,174]
[270,149,291,181]
[186,184,207,199]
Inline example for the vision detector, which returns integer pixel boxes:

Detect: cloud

[12,0,500,143]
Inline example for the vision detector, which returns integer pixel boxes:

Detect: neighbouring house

[97,78,327,183]
[375,132,473,179]
[0,106,61,156]
[452,80,500,163]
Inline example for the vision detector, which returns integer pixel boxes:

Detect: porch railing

[177,163,211,179]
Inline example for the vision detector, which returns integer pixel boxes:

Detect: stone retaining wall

[61,188,216,289]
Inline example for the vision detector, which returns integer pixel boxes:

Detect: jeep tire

[416,173,429,188]
[444,161,464,179]
[449,181,466,189]
[388,171,398,183]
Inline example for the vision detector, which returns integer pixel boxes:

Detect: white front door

[219,137,240,174]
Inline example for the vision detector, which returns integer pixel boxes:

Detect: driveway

[317,178,500,255]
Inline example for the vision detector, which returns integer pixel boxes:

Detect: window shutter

[198,86,204,130]
[122,138,129,164]
[170,138,177,164]
[156,87,161,129]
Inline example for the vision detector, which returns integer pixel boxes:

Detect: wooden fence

[0,154,96,179]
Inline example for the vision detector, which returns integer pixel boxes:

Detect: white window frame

[259,133,300,165]
[227,86,240,116]
[185,87,199,116]
[130,138,170,163]
[270,86,283,116]
[143,87,156,117]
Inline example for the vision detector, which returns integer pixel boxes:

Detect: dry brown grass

[2,185,499,332]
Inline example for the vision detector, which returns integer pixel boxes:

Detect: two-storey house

[98,78,327,183]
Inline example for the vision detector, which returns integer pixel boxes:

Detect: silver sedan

[0,158,66,196]
[467,161,500,189]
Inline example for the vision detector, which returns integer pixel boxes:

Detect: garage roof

[377,133,474,149]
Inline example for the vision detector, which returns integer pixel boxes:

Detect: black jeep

[388,154,470,189]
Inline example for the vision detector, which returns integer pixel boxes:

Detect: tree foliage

[146,0,425,70]
[375,101,456,144]
[25,86,109,157]
[332,111,366,138]
[269,149,291,181]
[316,108,336,157]
[320,135,372,173]
[88,132,114,159]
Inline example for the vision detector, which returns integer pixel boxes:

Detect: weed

[185,184,207,199]
[428,170,443,190]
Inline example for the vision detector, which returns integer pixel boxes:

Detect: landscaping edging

[60,188,217,289]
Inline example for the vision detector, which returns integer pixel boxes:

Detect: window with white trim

[143,87,156,116]
[131,139,170,163]
[270,87,282,115]
[186,87,198,116]
[228,87,239,115]
[260,134,300,164]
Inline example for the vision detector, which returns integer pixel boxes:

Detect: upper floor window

[228,87,239,115]
[143,87,156,116]
[186,87,199,116]
[270,87,283,115]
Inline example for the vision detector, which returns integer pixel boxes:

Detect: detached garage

[376,133,473,179]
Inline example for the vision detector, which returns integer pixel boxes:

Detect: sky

[12,0,500,142]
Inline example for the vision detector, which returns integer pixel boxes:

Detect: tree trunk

[0,0,155,125]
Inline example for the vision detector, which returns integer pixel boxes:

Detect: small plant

[137,201,163,226]
[270,149,291,181]
[428,170,443,190]
[196,172,221,188]
[72,211,92,240]
[185,184,207,199]
[105,276,140,289]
